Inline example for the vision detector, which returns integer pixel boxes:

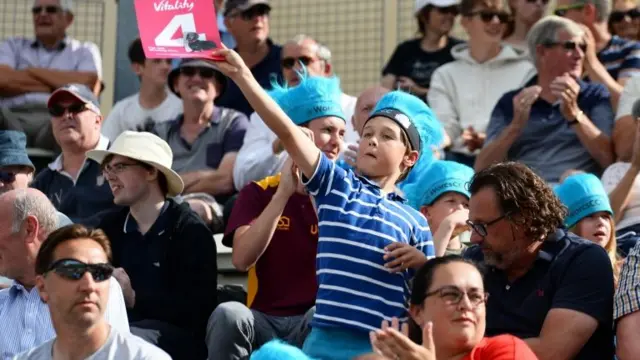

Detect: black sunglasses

[543,40,587,53]
[525,0,550,5]
[434,5,460,15]
[236,5,270,21]
[48,103,89,117]
[466,213,510,237]
[610,8,640,23]
[0,171,16,183]
[468,10,511,23]
[32,5,62,15]
[47,259,114,282]
[180,67,216,79]
[281,56,315,69]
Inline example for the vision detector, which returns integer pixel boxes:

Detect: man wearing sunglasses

[13,224,169,359]
[0,189,129,360]
[554,0,640,110]
[30,84,120,227]
[215,0,283,117]
[0,0,102,152]
[464,162,615,360]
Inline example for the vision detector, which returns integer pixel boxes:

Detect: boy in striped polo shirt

[212,49,436,360]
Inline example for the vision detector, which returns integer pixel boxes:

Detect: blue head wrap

[250,340,316,360]
[554,173,613,228]
[403,160,474,210]
[268,71,345,126]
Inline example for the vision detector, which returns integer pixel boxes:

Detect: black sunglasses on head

[467,10,511,24]
[180,67,216,79]
[543,40,587,53]
[610,8,640,23]
[281,56,315,69]
[32,5,62,15]
[47,258,114,282]
[48,103,89,117]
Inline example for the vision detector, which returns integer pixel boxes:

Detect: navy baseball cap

[47,83,101,114]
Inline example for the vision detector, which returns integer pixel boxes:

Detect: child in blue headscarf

[555,173,622,284]
[212,48,435,360]
[403,160,475,256]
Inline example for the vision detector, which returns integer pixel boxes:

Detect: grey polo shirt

[0,37,102,107]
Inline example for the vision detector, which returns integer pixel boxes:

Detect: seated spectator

[0,0,102,151]
[370,256,538,360]
[101,38,181,141]
[476,16,615,183]
[613,240,640,359]
[555,173,624,284]
[381,0,463,101]
[233,34,356,191]
[215,0,282,116]
[90,131,217,359]
[15,224,169,360]
[611,75,640,161]
[156,59,248,231]
[30,84,119,227]
[0,188,128,360]
[404,160,475,256]
[555,0,640,107]
[464,162,615,360]
[207,74,346,359]
[216,0,237,48]
[609,0,640,41]
[602,99,640,256]
[503,0,547,49]
[428,0,535,167]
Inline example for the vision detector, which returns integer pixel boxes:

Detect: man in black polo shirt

[215,0,282,116]
[90,131,217,359]
[464,162,614,360]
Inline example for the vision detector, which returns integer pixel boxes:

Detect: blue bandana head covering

[268,71,345,126]
[403,160,474,210]
[554,173,613,228]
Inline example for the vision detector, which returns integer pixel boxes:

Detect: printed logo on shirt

[277,216,290,231]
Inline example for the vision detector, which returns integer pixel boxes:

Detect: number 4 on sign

[155,13,205,51]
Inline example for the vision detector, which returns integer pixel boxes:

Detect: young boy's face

[422,191,469,232]
[357,116,417,181]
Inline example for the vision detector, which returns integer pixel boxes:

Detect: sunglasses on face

[610,8,640,23]
[0,171,16,183]
[554,4,585,17]
[468,10,511,23]
[48,103,89,117]
[466,212,510,237]
[434,5,460,15]
[281,56,316,69]
[47,258,114,282]
[525,0,550,5]
[236,5,270,21]
[180,67,216,79]
[543,40,587,53]
[424,286,489,307]
[31,5,62,15]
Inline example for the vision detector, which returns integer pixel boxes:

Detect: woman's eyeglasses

[424,286,489,307]
[47,259,114,282]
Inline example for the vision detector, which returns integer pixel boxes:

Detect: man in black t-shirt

[381,0,463,101]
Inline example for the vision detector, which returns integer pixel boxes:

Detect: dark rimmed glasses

[424,285,489,307]
[466,212,510,237]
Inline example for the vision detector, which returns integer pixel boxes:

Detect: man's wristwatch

[567,110,584,126]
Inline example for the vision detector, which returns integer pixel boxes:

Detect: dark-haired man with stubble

[15,224,169,359]
[464,162,615,360]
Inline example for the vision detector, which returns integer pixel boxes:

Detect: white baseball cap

[415,0,461,14]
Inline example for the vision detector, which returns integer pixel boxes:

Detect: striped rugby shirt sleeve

[302,152,345,201]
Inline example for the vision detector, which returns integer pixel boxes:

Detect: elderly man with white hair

[0,0,102,152]
[232,34,357,191]
[476,15,615,185]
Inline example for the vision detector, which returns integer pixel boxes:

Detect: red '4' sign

[134,0,223,59]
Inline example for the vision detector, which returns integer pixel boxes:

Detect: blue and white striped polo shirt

[303,153,435,333]
[598,35,640,80]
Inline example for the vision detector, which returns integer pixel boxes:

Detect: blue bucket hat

[554,173,613,228]
[268,74,345,126]
[403,160,474,209]
[0,130,35,171]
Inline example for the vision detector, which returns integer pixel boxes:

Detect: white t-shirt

[102,91,183,141]
[601,161,640,230]
[13,327,170,360]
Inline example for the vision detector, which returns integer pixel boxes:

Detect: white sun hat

[86,131,184,197]
[415,0,461,14]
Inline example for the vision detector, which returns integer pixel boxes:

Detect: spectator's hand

[370,318,436,360]
[631,120,640,168]
[397,77,428,96]
[512,86,542,129]
[442,209,470,239]
[384,242,427,272]
[551,73,581,121]
[210,47,249,79]
[344,143,359,168]
[113,267,136,308]
[461,126,486,152]
[276,157,302,197]
[580,25,599,66]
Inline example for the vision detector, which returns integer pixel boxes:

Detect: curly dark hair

[469,162,567,242]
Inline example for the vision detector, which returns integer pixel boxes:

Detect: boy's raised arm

[210,49,321,178]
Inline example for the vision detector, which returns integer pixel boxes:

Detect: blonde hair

[572,216,622,286]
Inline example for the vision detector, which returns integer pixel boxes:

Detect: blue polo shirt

[215,40,282,117]
[303,153,435,333]
[598,35,640,80]
[485,76,614,183]
[464,229,615,360]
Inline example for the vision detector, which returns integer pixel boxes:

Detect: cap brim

[47,89,91,108]
[227,1,271,15]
